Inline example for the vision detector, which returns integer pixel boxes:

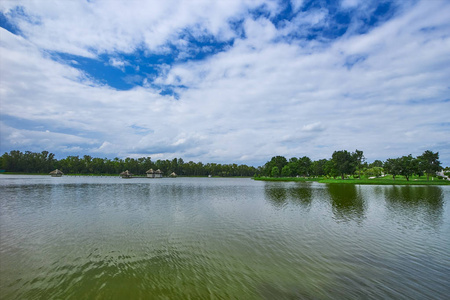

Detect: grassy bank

[253,175,450,185]
[252,176,320,182]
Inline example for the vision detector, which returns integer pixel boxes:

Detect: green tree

[271,166,280,177]
[331,150,356,180]
[264,156,287,176]
[281,165,291,177]
[384,158,401,180]
[399,154,417,181]
[324,159,339,178]
[311,159,327,176]
[418,150,441,181]
[364,167,383,177]
[287,157,299,177]
[369,160,383,168]
[297,156,312,177]
[352,149,365,179]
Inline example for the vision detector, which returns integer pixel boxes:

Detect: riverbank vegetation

[0,151,257,177]
[1,149,448,184]
[254,176,450,185]
[255,149,449,184]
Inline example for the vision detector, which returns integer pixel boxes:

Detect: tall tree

[297,156,312,177]
[352,149,365,179]
[384,158,401,180]
[311,159,327,176]
[271,166,280,177]
[399,154,417,181]
[418,150,441,181]
[264,156,287,176]
[331,150,356,180]
[287,157,299,177]
[369,160,383,168]
[324,159,339,179]
[281,165,291,177]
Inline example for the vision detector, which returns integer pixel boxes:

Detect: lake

[1,175,449,299]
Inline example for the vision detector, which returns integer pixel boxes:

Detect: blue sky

[1,0,449,166]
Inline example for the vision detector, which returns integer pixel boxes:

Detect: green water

[1,175,449,299]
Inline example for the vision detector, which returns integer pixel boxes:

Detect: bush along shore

[254,149,449,185]
[253,175,450,185]
[1,149,449,184]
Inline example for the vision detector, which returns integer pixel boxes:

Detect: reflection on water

[289,184,313,207]
[1,176,450,299]
[264,182,312,209]
[264,183,288,207]
[384,186,444,230]
[264,183,367,223]
[326,184,366,223]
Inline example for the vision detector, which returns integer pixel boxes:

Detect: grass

[253,175,450,185]
[252,176,320,182]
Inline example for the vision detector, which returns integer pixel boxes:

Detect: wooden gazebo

[154,169,163,178]
[49,169,64,177]
[146,168,155,178]
[146,169,163,178]
[120,170,133,178]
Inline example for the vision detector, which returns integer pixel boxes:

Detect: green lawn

[252,176,320,182]
[253,175,450,185]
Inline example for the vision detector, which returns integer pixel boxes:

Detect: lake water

[1,175,449,299]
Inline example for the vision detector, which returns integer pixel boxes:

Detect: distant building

[436,170,450,181]
[146,169,155,178]
[49,169,64,177]
[120,170,133,178]
[169,172,177,178]
[146,169,163,178]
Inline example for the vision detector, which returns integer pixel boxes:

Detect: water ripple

[1,176,449,299]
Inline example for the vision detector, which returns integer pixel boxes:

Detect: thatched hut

[155,169,163,178]
[120,170,133,178]
[146,168,163,178]
[169,172,177,178]
[49,169,64,177]
[146,168,155,178]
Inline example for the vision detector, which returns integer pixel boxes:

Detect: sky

[0,0,449,167]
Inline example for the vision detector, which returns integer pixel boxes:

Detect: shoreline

[252,176,450,186]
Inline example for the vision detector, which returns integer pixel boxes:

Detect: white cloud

[302,122,325,132]
[108,57,128,71]
[1,0,449,166]
[0,123,98,152]
[341,0,361,9]
[0,0,278,57]
[290,0,305,13]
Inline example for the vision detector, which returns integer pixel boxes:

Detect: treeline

[0,150,257,177]
[0,149,444,180]
[260,149,443,181]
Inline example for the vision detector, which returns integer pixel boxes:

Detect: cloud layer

[1,0,449,166]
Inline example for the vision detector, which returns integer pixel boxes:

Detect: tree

[364,167,383,178]
[331,150,356,180]
[352,149,365,179]
[418,150,441,181]
[384,158,401,180]
[297,156,312,177]
[264,156,287,176]
[281,165,291,177]
[287,157,299,177]
[324,159,339,178]
[369,160,383,168]
[271,166,280,177]
[399,154,417,181]
[311,159,327,176]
